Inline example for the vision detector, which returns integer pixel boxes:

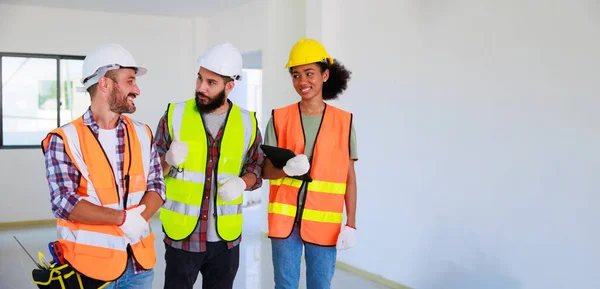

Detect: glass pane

[59,59,88,126]
[2,56,57,146]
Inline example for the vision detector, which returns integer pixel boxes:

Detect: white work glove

[119,205,149,240]
[336,225,356,250]
[217,177,246,202]
[283,154,310,176]
[166,133,188,167]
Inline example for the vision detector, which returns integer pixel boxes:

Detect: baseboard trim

[335,261,411,289]
[259,231,411,289]
[0,219,56,229]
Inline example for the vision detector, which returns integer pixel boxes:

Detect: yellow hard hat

[284,38,334,69]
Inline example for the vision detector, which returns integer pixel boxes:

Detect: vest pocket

[218,157,242,179]
[126,173,148,207]
[140,232,156,248]
[128,173,147,192]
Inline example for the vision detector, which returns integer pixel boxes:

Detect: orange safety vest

[41,115,156,281]
[268,103,352,246]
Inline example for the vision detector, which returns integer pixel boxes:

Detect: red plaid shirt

[155,101,264,252]
[43,107,166,274]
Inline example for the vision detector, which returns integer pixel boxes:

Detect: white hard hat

[80,44,147,91]
[197,43,243,81]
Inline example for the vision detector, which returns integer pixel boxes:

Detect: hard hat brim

[284,57,334,69]
[134,66,147,76]
[119,65,147,77]
[78,65,147,93]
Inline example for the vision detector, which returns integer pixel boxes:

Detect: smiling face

[291,63,329,101]
[106,68,139,114]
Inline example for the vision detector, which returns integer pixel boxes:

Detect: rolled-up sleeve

[240,128,264,190]
[44,134,82,220]
[146,141,166,202]
[154,109,171,156]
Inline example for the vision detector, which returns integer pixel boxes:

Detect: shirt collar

[82,106,127,128]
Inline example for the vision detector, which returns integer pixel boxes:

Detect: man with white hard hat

[154,42,264,289]
[41,43,166,288]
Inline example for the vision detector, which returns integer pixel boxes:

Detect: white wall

[330,0,600,288]
[0,4,197,222]
[328,1,417,285]
[256,0,600,287]
[199,0,266,56]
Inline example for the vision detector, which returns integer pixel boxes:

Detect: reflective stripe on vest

[161,99,257,241]
[268,178,346,223]
[57,225,127,251]
[41,116,157,281]
[268,103,351,246]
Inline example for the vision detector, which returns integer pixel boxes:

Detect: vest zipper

[214,158,219,218]
[295,182,308,224]
[295,103,327,228]
[123,129,132,210]
[213,149,222,239]
[210,102,233,241]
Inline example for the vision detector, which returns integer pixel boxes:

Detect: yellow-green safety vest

[160,98,257,241]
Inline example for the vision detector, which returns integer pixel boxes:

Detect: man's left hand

[217,177,246,202]
[336,225,356,250]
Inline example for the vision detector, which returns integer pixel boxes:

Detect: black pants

[163,242,240,289]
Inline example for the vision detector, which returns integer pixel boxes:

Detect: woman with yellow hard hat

[262,38,358,289]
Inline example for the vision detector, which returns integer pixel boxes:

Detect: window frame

[0,52,85,149]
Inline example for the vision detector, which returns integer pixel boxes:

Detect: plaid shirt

[155,102,264,253]
[44,107,166,274]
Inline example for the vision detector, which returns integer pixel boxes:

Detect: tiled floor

[0,205,391,289]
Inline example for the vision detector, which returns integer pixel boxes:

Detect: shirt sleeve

[240,126,265,191]
[263,116,277,147]
[146,140,167,202]
[350,120,358,161]
[44,134,82,220]
[154,109,171,156]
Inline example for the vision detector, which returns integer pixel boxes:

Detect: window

[0,53,88,148]
[227,68,263,124]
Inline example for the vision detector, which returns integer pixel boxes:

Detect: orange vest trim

[41,116,156,281]
[268,103,352,246]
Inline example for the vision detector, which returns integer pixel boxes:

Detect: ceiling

[0,0,256,17]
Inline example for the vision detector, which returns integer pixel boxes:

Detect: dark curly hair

[289,59,352,100]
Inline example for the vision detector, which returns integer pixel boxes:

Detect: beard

[108,84,136,114]
[195,88,226,113]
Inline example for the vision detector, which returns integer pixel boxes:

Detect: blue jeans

[104,258,154,289]
[271,225,337,289]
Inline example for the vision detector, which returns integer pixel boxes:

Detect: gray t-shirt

[264,114,358,222]
[202,112,228,242]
